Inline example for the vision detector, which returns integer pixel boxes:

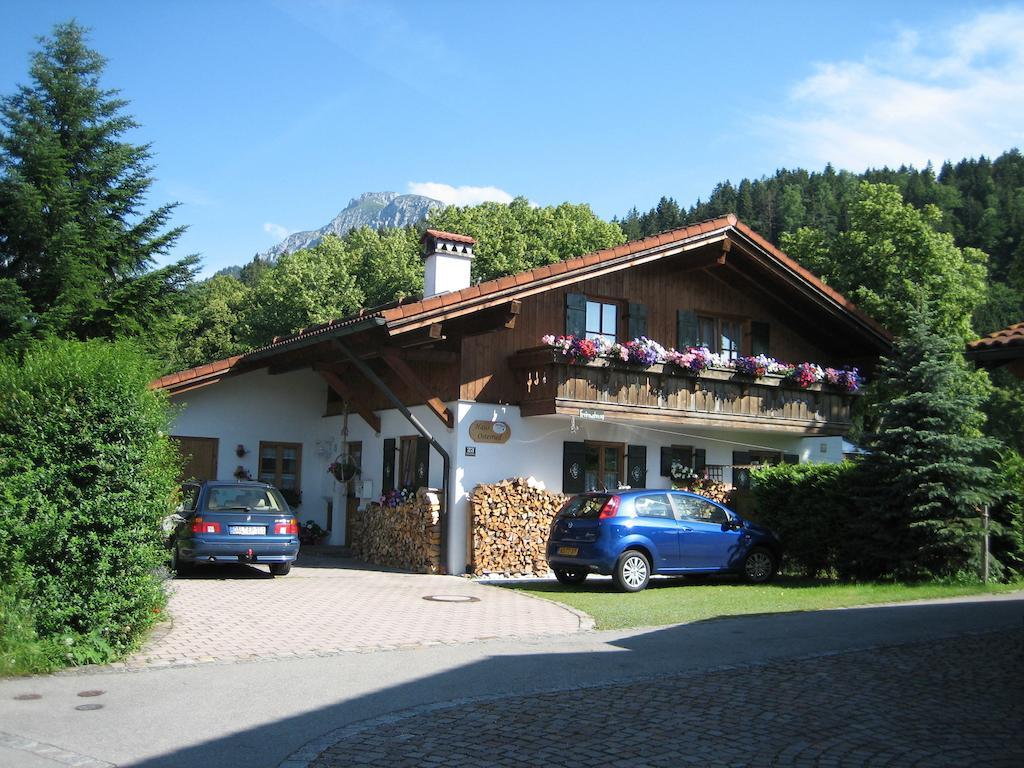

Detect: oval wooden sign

[469,420,511,444]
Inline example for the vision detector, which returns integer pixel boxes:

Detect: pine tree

[0,21,196,345]
[852,304,1000,579]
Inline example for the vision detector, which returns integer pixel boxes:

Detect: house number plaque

[469,420,511,444]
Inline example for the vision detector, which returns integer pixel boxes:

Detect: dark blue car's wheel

[614,551,650,592]
[553,568,588,586]
[269,563,292,576]
[171,545,192,577]
[743,547,776,584]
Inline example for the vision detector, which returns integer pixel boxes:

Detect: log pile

[350,488,441,573]
[470,478,566,576]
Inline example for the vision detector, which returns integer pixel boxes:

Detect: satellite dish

[328,454,360,484]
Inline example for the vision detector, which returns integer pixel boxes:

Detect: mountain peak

[257,191,444,261]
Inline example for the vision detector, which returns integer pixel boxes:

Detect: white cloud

[263,222,291,241]
[769,8,1024,170]
[407,182,515,206]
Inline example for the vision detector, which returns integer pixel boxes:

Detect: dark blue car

[546,490,782,591]
[168,481,300,576]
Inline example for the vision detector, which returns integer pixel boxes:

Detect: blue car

[168,481,301,576]
[546,489,782,591]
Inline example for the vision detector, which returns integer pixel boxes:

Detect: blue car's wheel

[743,547,776,584]
[171,544,192,577]
[614,551,650,592]
[269,563,292,576]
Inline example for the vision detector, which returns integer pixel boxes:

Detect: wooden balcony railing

[510,347,857,434]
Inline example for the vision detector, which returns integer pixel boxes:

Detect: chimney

[421,229,476,298]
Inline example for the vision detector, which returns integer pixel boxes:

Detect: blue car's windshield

[558,495,611,519]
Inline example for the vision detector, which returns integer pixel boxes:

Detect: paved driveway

[126,556,588,667]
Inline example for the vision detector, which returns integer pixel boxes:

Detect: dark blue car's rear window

[558,495,610,519]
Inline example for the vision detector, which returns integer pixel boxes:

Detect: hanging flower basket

[327,455,360,483]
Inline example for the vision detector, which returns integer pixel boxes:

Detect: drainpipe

[331,339,451,574]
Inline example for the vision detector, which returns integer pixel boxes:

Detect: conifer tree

[852,303,1000,579]
[0,21,196,345]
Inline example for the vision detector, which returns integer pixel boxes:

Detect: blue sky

[2,1,1023,276]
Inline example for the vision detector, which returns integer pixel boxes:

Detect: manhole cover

[422,594,480,603]
[75,703,103,711]
[13,693,41,701]
[77,690,105,698]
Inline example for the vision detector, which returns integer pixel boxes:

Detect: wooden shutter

[626,445,647,488]
[660,446,674,477]
[382,438,396,493]
[732,451,751,490]
[677,309,699,348]
[627,302,647,341]
[566,293,586,337]
[694,449,707,474]
[562,441,586,494]
[751,321,770,356]
[415,436,431,488]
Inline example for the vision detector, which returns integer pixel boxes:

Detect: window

[177,484,199,513]
[204,486,286,512]
[671,495,728,525]
[696,315,744,361]
[585,441,624,492]
[585,299,618,344]
[398,436,418,489]
[634,493,674,519]
[259,442,301,492]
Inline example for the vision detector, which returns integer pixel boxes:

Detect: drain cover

[77,690,105,698]
[13,693,41,701]
[75,703,103,711]
[422,594,480,603]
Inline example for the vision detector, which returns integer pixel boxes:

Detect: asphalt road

[1,592,1022,768]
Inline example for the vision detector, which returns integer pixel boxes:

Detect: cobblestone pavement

[124,557,587,668]
[305,630,1024,768]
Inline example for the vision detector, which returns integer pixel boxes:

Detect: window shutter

[677,309,699,348]
[415,437,431,488]
[694,449,707,474]
[627,303,647,341]
[562,441,586,494]
[626,445,647,488]
[660,446,674,477]
[751,321,770,356]
[566,293,586,337]
[382,438,396,493]
[783,453,799,465]
[732,451,751,490]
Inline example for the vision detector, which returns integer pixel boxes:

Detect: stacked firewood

[470,478,566,576]
[350,488,442,573]
[676,477,733,505]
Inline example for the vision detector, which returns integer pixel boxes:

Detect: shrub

[0,339,179,665]
[990,450,1024,580]
[751,462,859,577]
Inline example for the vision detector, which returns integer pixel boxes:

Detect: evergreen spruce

[854,304,1000,579]
[0,21,196,346]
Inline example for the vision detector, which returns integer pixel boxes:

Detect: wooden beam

[316,368,381,433]
[380,347,455,428]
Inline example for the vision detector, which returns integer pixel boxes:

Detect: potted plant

[299,520,328,545]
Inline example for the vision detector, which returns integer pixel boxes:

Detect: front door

[670,493,743,570]
[172,436,219,482]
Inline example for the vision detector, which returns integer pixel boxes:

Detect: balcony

[510,347,857,434]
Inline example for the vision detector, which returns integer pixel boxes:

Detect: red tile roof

[154,215,890,393]
[967,321,1024,352]
[422,228,477,245]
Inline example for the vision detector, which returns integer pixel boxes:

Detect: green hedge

[750,462,860,577]
[0,340,179,667]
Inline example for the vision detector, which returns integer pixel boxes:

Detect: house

[966,321,1024,379]
[154,215,890,574]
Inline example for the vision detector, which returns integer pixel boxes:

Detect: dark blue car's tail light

[191,518,221,534]
[598,495,621,519]
[274,519,299,535]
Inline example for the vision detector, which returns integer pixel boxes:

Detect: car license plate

[557,546,579,556]
[228,525,266,535]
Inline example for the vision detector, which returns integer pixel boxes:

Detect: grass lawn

[504,576,1023,630]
